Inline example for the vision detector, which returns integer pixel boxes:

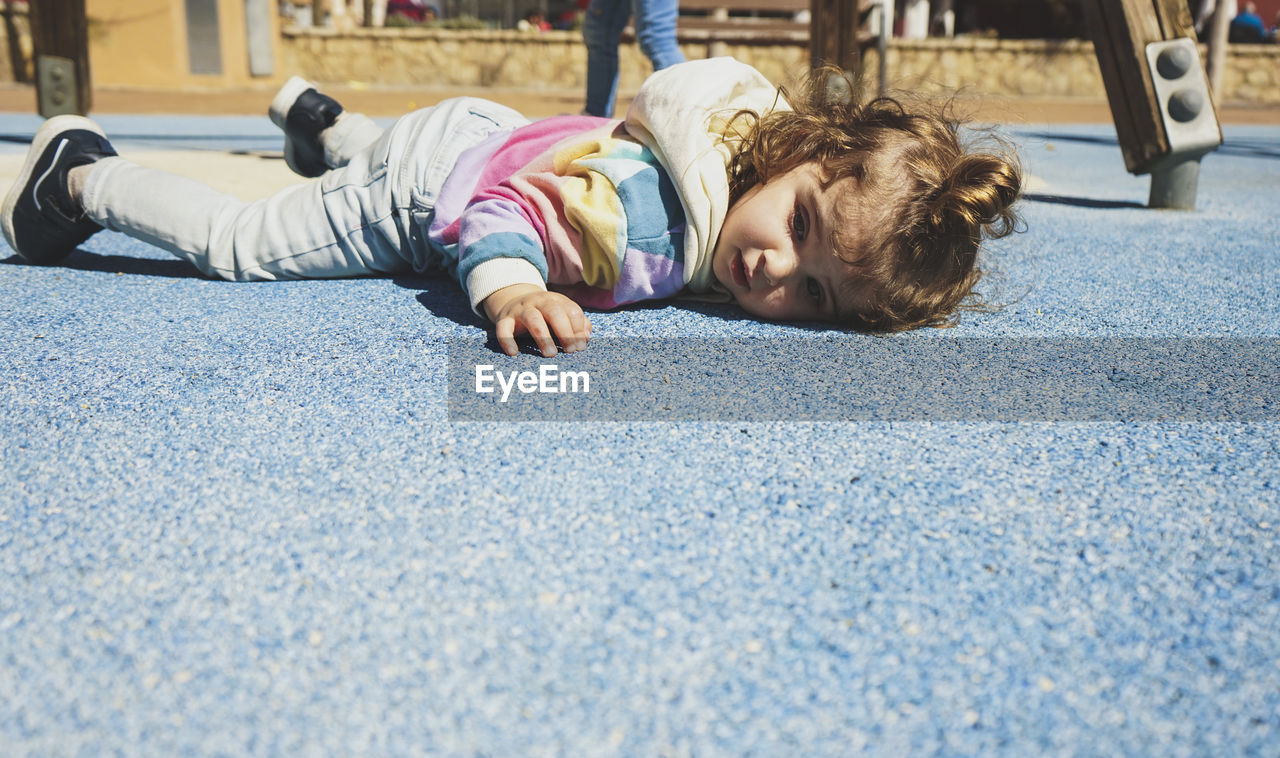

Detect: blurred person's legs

[583,0,631,117]
[632,0,684,76]
[583,0,684,117]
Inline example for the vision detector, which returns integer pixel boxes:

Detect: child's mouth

[731,252,749,289]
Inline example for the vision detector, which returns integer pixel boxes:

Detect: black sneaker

[268,76,343,178]
[2,115,118,265]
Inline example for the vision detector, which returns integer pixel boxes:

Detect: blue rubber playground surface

[1,111,1277,755]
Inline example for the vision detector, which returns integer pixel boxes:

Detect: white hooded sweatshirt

[624,57,791,293]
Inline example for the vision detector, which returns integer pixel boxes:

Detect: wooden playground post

[1083,0,1222,209]
[809,0,859,74]
[808,0,876,97]
[29,0,92,117]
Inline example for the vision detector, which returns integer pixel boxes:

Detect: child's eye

[790,205,808,240]
[806,277,821,302]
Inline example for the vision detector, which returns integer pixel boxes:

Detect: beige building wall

[87,0,282,88]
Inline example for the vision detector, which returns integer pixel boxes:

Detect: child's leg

[81,160,378,279]
[84,98,528,280]
[6,99,528,280]
[321,111,385,169]
[80,134,410,281]
[1,116,117,264]
[268,76,385,176]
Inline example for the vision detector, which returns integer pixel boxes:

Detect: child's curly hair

[725,72,1022,332]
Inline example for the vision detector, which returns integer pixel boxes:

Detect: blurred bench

[679,0,809,56]
[672,0,876,62]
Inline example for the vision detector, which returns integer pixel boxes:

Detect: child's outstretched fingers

[499,304,557,357]
[482,285,591,357]
[578,313,593,350]
[493,316,522,356]
[523,309,558,357]
[542,304,590,354]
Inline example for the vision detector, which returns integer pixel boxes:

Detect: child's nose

[763,250,797,286]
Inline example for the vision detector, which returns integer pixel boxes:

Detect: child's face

[713,163,862,323]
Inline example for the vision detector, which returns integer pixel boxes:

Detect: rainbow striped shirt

[428,115,689,311]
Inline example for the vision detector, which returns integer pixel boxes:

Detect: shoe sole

[1,114,106,257]
[268,75,317,129]
[268,76,320,176]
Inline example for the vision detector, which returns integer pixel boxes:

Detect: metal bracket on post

[1144,38,1221,209]
[1083,0,1222,211]
[30,0,92,117]
[36,55,79,118]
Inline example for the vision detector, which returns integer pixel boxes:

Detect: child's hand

[481,284,592,357]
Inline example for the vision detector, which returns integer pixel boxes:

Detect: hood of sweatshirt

[623,57,791,294]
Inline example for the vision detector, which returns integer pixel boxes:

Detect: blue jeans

[82,98,528,281]
[582,0,684,117]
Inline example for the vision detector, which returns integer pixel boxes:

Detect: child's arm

[454,202,593,356]
[448,119,681,354]
[481,283,592,357]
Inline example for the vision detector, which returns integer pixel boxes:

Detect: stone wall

[278,28,1280,105]
[865,37,1280,104]
[864,38,1108,98]
[278,28,811,93]
[1224,43,1280,103]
